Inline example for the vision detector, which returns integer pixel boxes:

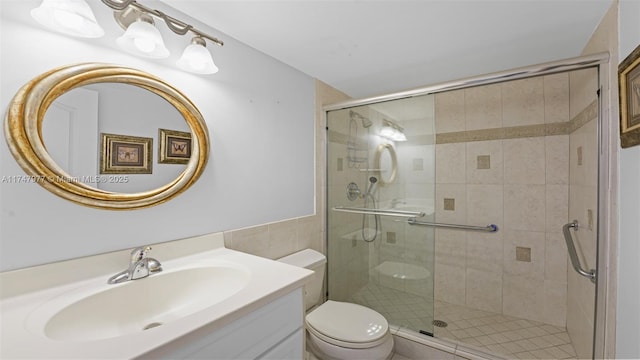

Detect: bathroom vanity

[0,233,312,359]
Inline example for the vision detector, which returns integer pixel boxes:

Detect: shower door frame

[324,51,614,359]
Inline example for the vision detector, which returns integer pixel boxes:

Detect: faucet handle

[130,246,152,262]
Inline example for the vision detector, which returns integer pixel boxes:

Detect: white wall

[0,1,315,271]
[616,1,640,358]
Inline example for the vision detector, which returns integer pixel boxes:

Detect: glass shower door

[326,94,436,336]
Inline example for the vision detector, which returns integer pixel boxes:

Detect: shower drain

[432,319,448,328]
[143,322,163,330]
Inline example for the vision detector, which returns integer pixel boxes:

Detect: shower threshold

[350,283,578,359]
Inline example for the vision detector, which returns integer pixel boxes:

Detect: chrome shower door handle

[562,220,597,283]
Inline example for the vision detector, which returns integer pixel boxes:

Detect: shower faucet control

[346,182,361,201]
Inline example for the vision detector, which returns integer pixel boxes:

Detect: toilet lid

[305,301,389,344]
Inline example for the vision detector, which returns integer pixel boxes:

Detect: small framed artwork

[100,133,152,174]
[619,43,640,148]
[159,128,192,164]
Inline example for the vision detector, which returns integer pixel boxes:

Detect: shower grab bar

[406,218,498,232]
[332,206,425,218]
[562,220,597,283]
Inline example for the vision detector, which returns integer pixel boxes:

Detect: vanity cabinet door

[141,288,304,359]
[259,329,304,360]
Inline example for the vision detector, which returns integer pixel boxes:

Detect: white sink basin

[2,233,313,359]
[38,265,251,342]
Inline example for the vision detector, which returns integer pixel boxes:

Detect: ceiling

[163,0,613,99]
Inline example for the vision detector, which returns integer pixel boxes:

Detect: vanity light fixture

[104,0,223,71]
[31,0,105,38]
[30,0,224,74]
[115,9,169,58]
[379,119,407,142]
[176,37,219,74]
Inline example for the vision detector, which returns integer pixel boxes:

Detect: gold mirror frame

[374,143,397,185]
[4,63,209,210]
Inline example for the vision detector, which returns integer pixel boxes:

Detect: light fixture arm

[155,10,192,36]
[101,0,224,46]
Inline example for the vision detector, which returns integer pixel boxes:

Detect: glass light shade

[392,131,407,142]
[176,41,219,74]
[116,20,170,59]
[379,126,396,140]
[31,0,104,38]
[379,125,407,142]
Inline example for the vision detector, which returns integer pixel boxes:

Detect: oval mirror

[374,143,397,185]
[4,63,209,210]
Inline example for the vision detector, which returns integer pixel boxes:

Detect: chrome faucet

[107,246,162,284]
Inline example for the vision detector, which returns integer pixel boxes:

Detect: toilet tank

[277,249,326,311]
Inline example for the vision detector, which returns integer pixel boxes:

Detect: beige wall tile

[224,224,270,257]
[582,120,599,187]
[543,73,570,124]
[545,232,568,283]
[502,77,545,127]
[466,184,503,227]
[436,184,467,224]
[435,228,466,268]
[436,143,466,184]
[546,185,569,233]
[504,185,546,231]
[503,274,545,322]
[435,262,466,305]
[542,280,567,327]
[466,231,503,274]
[465,84,502,131]
[465,268,503,313]
[569,68,598,120]
[436,90,466,133]
[466,140,504,184]
[545,135,569,184]
[566,270,596,360]
[267,219,299,259]
[297,215,322,252]
[503,230,545,281]
[504,137,546,185]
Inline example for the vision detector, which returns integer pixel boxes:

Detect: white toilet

[278,249,394,360]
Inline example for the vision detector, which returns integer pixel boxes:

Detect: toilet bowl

[278,250,394,360]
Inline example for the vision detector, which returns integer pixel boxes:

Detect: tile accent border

[568,100,598,133]
[328,100,597,146]
[436,100,598,144]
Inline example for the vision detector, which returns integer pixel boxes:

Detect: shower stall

[325,54,608,359]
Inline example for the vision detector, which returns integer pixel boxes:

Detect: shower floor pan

[350,283,578,359]
[374,261,431,280]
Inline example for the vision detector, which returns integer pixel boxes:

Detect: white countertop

[0,232,312,359]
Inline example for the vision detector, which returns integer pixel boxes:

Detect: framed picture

[100,133,152,174]
[159,128,192,164]
[619,43,640,148]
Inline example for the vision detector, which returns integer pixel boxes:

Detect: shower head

[364,176,378,196]
[350,110,373,128]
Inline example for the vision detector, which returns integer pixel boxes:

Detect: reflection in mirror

[42,83,189,193]
[4,63,209,210]
[374,143,397,185]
